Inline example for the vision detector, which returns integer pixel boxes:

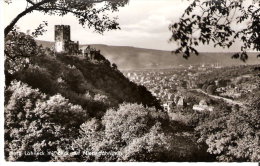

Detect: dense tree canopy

[5,81,88,161]
[169,0,260,61]
[4,28,47,74]
[4,0,129,37]
[196,96,260,162]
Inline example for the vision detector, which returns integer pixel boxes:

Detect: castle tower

[54,25,71,53]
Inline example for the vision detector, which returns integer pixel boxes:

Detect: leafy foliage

[196,100,260,161]
[7,72,257,161]
[206,84,216,95]
[4,29,170,161]
[190,79,260,162]
[120,122,171,161]
[4,28,46,74]
[5,81,88,161]
[4,0,129,37]
[72,103,178,161]
[169,0,260,60]
[168,65,260,162]
[31,21,48,37]
[4,28,161,118]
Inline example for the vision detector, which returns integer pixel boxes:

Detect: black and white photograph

[1,0,260,163]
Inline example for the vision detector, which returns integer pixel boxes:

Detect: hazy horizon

[37,39,260,53]
[3,0,254,52]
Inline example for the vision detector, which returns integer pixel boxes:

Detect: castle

[54,25,107,62]
[54,25,79,54]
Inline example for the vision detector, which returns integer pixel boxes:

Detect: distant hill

[37,40,260,70]
[37,40,54,48]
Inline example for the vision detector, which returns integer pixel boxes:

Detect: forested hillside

[7,52,161,118]
[5,31,213,161]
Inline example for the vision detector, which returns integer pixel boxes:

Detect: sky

[3,0,245,51]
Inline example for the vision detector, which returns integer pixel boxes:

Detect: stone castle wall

[54,25,79,54]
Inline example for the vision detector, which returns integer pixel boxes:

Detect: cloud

[3,0,190,51]
[4,0,246,51]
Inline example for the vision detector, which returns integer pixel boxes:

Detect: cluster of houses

[192,100,214,112]
[124,69,215,113]
[162,93,214,113]
[215,74,258,99]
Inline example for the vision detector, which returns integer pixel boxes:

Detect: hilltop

[37,40,260,70]
[7,50,161,118]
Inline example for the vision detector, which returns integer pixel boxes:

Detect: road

[192,89,246,108]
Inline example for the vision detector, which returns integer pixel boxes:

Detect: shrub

[5,81,88,161]
[196,103,260,161]
[71,103,173,161]
[206,85,216,95]
[14,65,57,94]
[62,68,86,94]
[121,122,170,161]
[5,28,46,74]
